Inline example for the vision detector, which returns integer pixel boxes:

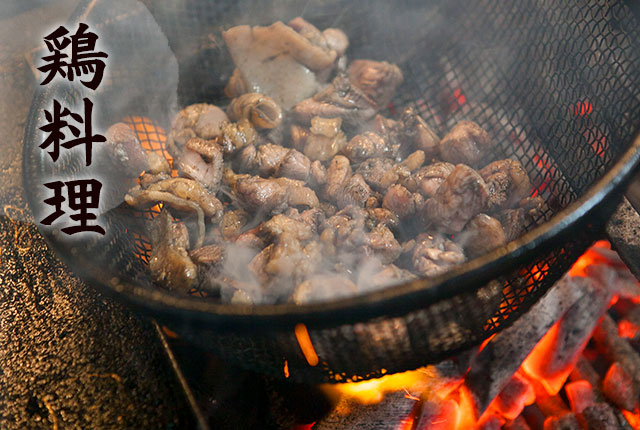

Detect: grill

[22,0,640,383]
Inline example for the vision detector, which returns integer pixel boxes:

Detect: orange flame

[619,320,640,339]
[623,407,640,430]
[295,324,319,367]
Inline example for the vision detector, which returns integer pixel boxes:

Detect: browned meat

[366,114,398,137]
[167,103,229,156]
[382,184,418,219]
[320,206,368,254]
[176,137,224,191]
[190,244,225,284]
[104,123,149,177]
[217,119,258,156]
[292,275,357,304]
[261,213,314,242]
[231,173,319,214]
[355,157,411,193]
[479,159,531,211]
[304,117,347,162]
[361,264,417,292]
[399,107,440,158]
[423,164,489,233]
[497,196,544,241]
[324,155,353,203]
[149,210,198,291]
[292,74,377,127]
[439,121,494,167]
[237,143,311,181]
[366,224,403,264]
[346,60,403,109]
[365,208,400,231]
[456,214,506,259]
[412,232,466,277]
[310,160,328,187]
[226,92,283,130]
[404,161,455,196]
[220,209,248,240]
[401,150,426,172]
[146,152,171,175]
[338,173,374,208]
[224,68,249,99]
[290,124,310,151]
[126,177,224,248]
[223,19,346,109]
[342,132,393,163]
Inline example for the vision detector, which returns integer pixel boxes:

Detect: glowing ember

[328,368,431,405]
[568,240,612,277]
[294,323,319,367]
[570,100,593,117]
[565,380,595,414]
[284,360,290,378]
[619,320,640,339]
[623,408,640,430]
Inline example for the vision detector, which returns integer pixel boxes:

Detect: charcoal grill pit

[22,0,640,383]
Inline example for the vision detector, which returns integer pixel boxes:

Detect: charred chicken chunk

[382,184,420,219]
[217,119,258,156]
[149,210,198,291]
[167,103,229,156]
[356,157,411,193]
[320,205,368,253]
[366,224,403,264]
[292,275,357,304]
[304,117,347,162]
[456,214,506,259]
[412,232,466,277]
[338,173,374,209]
[228,171,319,214]
[424,164,489,233]
[223,18,347,109]
[176,137,224,191]
[220,209,249,240]
[399,107,440,158]
[226,92,283,130]
[292,74,377,127]
[479,159,531,211]
[497,196,544,241]
[404,161,455,197]
[104,123,149,178]
[342,131,393,163]
[126,178,223,248]
[346,60,403,109]
[237,143,311,181]
[439,121,494,167]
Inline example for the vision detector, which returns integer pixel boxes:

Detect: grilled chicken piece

[366,224,403,264]
[126,177,223,248]
[479,159,531,211]
[424,164,489,233]
[292,74,377,127]
[361,264,417,292]
[342,132,393,163]
[261,213,314,242]
[324,155,353,203]
[149,210,197,291]
[439,121,494,167]
[229,172,319,214]
[497,196,544,241]
[237,143,311,182]
[346,60,403,109]
[222,18,347,109]
[356,157,411,193]
[456,214,506,259]
[365,208,400,231]
[167,103,229,156]
[217,119,259,156]
[226,93,283,130]
[412,232,466,277]
[304,117,347,162]
[403,161,456,197]
[382,184,420,219]
[399,107,440,158]
[220,209,248,240]
[292,275,357,304]
[176,137,224,191]
[338,174,374,209]
[320,205,368,253]
[104,123,149,177]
